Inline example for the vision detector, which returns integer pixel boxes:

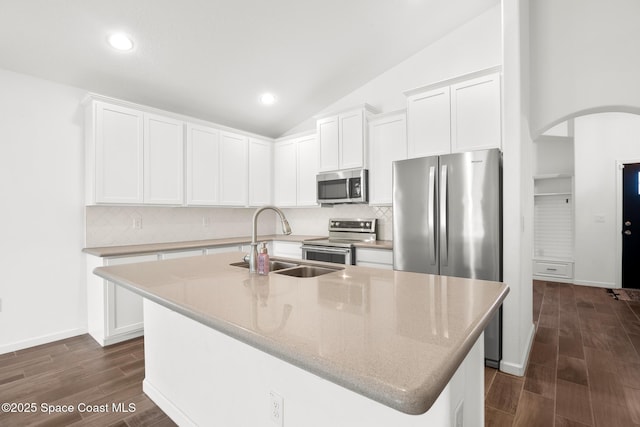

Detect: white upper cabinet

[273,139,297,207]
[186,124,220,206]
[339,109,365,169]
[144,113,184,205]
[450,72,501,153]
[296,134,319,206]
[405,69,501,157]
[368,111,407,205]
[87,100,184,205]
[406,87,450,158]
[317,116,340,171]
[219,131,249,206]
[317,106,376,172]
[91,102,144,204]
[248,137,273,207]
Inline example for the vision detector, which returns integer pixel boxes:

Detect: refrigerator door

[392,156,439,274]
[439,148,502,367]
[438,149,501,281]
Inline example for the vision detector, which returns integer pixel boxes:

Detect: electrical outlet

[594,215,605,223]
[0,298,2,312]
[270,391,283,426]
[133,218,143,229]
[202,217,211,227]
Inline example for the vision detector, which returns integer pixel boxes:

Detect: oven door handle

[301,245,352,254]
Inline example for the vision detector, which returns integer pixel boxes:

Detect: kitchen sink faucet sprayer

[249,206,292,273]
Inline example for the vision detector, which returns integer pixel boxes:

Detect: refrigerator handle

[440,164,448,266]
[428,166,436,265]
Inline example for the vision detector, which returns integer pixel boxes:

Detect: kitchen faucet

[248,206,292,273]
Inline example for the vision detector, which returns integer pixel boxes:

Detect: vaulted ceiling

[0,0,498,137]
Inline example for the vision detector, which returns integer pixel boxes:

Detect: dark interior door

[622,162,640,288]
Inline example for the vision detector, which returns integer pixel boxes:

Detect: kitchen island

[93,251,508,427]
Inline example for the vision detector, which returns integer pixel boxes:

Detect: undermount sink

[230,260,299,272]
[274,265,342,278]
[230,259,343,278]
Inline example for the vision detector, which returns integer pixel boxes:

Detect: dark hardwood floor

[485,280,640,426]
[3,280,639,426]
[0,335,176,427]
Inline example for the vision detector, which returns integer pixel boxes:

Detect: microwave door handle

[302,246,351,254]
[345,178,350,200]
[427,165,436,265]
[440,164,448,266]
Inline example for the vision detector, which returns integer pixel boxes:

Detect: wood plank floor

[0,335,176,427]
[485,280,640,426]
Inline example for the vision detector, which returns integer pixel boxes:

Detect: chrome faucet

[248,206,292,273]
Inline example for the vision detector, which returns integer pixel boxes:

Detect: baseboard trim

[0,328,87,355]
[500,322,535,377]
[573,279,616,289]
[143,379,196,427]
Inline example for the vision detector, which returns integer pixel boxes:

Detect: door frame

[615,158,640,288]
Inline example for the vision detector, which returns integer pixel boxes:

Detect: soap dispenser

[257,242,270,275]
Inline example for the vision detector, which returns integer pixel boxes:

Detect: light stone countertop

[93,251,507,415]
[83,234,326,257]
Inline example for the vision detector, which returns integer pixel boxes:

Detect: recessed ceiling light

[259,93,277,105]
[108,33,134,51]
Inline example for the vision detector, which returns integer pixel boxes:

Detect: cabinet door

[105,254,157,338]
[369,113,407,205]
[339,109,365,169]
[219,131,249,206]
[186,124,220,205]
[273,140,297,206]
[144,113,184,205]
[450,73,501,152]
[297,135,319,206]
[95,102,144,203]
[248,138,273,206]
[406,87,451,158]
[317,116,339,172]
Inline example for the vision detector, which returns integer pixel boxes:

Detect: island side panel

[142,299,484,427]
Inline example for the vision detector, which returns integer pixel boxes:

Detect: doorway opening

[621,162,640,288]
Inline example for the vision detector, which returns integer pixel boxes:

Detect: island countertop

[93,251,508,415]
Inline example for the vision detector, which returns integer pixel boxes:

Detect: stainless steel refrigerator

[392,148,502,368]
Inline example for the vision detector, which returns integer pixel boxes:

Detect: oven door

[301,245,353,265]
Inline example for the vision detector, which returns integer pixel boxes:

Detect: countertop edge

[83,235,326,257]
[92,263,508,415]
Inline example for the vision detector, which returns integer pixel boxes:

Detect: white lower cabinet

[272,241,303,259]
[355,248,393,270]
[86,253,158,346]
[532,259,574,282]
[159,249,205,260]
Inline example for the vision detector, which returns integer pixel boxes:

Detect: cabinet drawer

[533,260,573,278]
[355,248,393,265]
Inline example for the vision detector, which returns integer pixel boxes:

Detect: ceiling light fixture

[108,33,134,51]
[259,93,277,105]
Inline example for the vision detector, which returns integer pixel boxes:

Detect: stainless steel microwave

[316,168,368,204]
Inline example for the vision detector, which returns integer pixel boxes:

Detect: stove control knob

[365,222,371,228]
[334,222,339,227]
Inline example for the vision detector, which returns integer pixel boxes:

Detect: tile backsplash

[85,205,393,247]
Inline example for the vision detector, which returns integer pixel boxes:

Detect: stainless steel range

[301,218,377,265]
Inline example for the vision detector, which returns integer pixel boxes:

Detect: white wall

[284,4,502,135]
[0,69,87,353]
[574,112,640,288]
[529,0,640,137]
